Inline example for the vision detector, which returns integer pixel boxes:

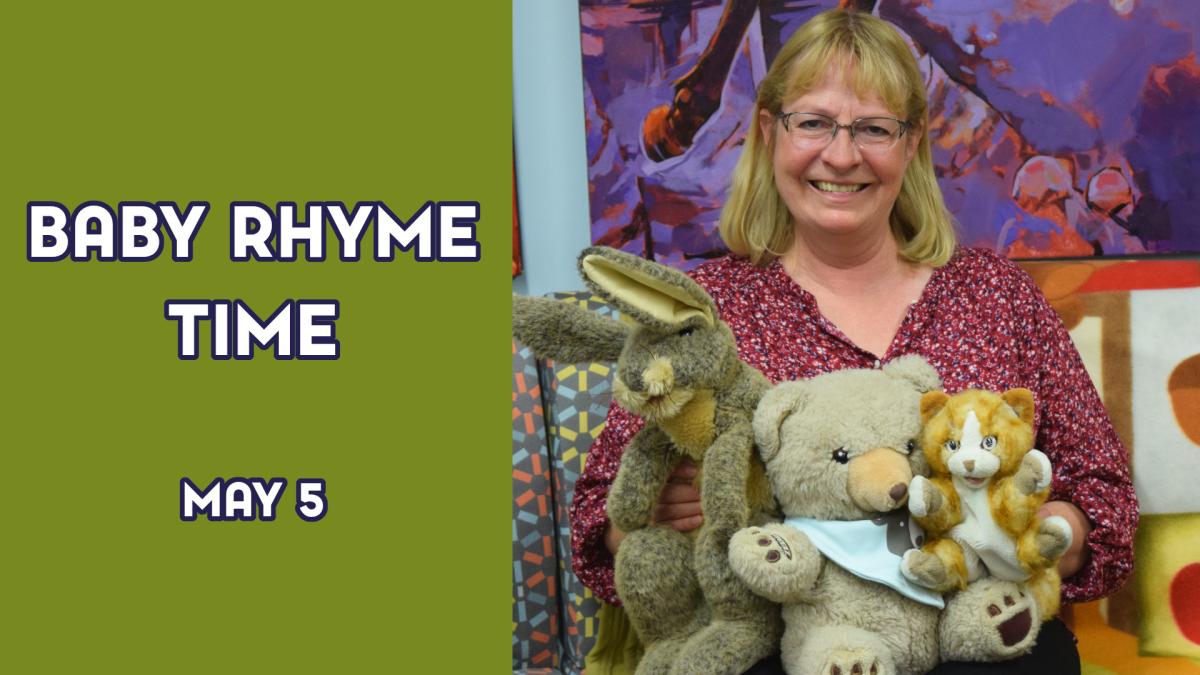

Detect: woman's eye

[944,440,960,452]
[981,436,997,450]
[832,447,850,464]
[860,124,890,137]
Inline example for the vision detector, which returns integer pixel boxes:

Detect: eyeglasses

[776,111,911,151]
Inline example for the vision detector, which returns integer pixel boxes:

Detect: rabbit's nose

[642,357,674,397]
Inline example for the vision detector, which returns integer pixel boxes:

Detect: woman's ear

[758,108,776,145]
[904,123,922,160]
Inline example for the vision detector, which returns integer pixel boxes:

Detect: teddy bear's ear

[577,246,716,331]
[920,391,949,424]
[882,355,942,393]
[753,381,809,462]
[1001,388,1036,426]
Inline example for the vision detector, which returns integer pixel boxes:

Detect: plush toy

[729,358,1044,675]
[902,388,1073,624]
[512,246,780,675]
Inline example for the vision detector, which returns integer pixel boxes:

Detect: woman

[571,9,1137,675]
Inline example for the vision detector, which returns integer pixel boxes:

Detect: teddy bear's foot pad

[823,652,884,675]
[792,626,895,675]
[940,578,1039,662]
[994,602,1033,647]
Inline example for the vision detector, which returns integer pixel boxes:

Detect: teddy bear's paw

[1016,450,1053,495]
[1037,515,1073,561]
[907,475,941,518]
[940,578,1039,662]
[728,525,817,601]
[730,526,796,570]
[793,625,897,675]
[900,549,952,590]
[821,651,889,675]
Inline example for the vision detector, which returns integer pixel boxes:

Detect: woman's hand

[605,459,704,554]
[1038,500,1092,578]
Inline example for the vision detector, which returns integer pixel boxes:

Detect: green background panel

[1,2,510,671]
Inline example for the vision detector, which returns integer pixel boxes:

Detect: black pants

[743,618,1079,675]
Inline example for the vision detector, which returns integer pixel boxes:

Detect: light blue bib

[784,513,945,609]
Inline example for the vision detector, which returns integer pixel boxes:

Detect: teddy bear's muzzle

[848,446,914,513]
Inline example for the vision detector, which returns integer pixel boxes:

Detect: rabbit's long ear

[513,295,628,363]
[578,246,716,330]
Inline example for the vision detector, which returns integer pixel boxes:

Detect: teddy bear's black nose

[889,483,908,502]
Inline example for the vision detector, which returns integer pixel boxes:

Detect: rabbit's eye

[832,447,849,464]
[677,327,695,337]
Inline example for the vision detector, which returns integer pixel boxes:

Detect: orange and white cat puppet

[900,388,1074,622]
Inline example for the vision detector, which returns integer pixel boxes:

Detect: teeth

[813,181,865,193]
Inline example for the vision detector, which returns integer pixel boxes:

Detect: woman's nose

[819,129,862,170]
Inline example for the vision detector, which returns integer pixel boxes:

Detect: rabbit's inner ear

[581,254,714,328]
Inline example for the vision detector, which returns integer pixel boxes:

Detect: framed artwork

[579,0,1200,268]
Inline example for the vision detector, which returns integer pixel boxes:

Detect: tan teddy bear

[730,358,1045,675]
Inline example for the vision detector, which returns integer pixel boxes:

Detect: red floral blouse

[569,247,1137,606]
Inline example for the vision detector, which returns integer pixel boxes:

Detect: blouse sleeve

[1013,271,1139,603]
[568,402,644,606]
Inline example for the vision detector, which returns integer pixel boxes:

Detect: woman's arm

[568,404,641,605]
[1016,272,1138,602]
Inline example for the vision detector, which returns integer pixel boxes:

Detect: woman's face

[761,64,920,243]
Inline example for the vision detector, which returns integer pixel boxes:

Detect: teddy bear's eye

[981,436,997,450]
[944,439,960,452]
[832,447,849,464]
[904,439,917,455]
[677,326,695,337]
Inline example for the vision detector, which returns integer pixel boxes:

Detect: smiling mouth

[964,476,986,487]
[812,180,867,193]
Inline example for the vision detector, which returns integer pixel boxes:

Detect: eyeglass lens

[782,112,904,148]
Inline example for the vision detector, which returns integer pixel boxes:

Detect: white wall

[512,0,593,296]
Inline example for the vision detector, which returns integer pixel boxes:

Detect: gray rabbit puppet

[512,246,781,675]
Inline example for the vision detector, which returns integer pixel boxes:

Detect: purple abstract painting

[579,0,1200,269]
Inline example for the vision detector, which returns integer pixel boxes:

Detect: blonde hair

[719,9,956,267]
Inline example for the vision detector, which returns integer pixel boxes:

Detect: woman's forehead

[783,65,897,116]
[781,52,908,117]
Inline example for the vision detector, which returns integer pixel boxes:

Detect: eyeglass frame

[774,111,913,150]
